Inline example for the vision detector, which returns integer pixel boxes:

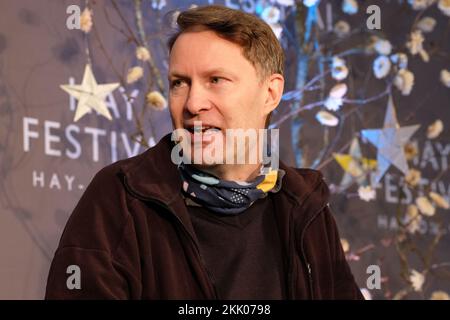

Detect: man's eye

[210,77,223,84]
[171,79,185,88]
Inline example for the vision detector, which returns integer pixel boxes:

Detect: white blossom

[329,83,348,99]
[146,91,167,110]
[171,10,180,28]
[406,30,424,55]
[80,8,93,33]
[404,141,419,161]
[410,269,425,292]
[316,110,339,126]
[419,49,430,62]
[427,119,444,139]
[151,0,166,10]
[429,192,450,209]
[430,291,450,300]
[324,96,343,111]
[440,69,450,87]
[277,0,295,6]
[340,239,350,253]
[331,65,349,81]
[374,39,392,55]
[358,186,376,202]
[342,0,358,15]
[373,55,391,79]
[261,6,281,25]
[390,53,408,69]
[417,17,436,33]
[136,46,150,62]
[332,57,346,68]
[416,196,436,216]
[334,20,350,37]
[438,0,450,16]
[405,169,421,187]
[394,69,415,95]
[126,66,144,84]
[331,57,349,81]
[405,204,421,234]
[408,0,434,10]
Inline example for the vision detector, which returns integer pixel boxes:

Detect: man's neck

[193,163,263,182]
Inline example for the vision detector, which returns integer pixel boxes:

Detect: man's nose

[184,82,211,115]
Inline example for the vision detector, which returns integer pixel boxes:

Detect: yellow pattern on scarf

[256,170,278,193]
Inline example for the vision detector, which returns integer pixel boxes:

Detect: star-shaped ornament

[333,137,377,189]
[361,96,420,186]
[60,64,119,122]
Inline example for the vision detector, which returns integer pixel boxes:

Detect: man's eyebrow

[168,68,236,80]
[167,72,187,80]
[201,68,233,76]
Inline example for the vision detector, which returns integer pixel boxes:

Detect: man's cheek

[168,103,182,118]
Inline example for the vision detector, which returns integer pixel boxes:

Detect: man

[46,5,363,300]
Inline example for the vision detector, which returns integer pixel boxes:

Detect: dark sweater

[186,195,287,299]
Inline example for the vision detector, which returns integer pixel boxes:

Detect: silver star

[361,96,420,185]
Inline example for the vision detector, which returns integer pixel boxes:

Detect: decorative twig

[133,0,165,94]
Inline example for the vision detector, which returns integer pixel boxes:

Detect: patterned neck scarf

[178,163,285,215]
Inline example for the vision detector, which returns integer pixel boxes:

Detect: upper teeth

[192,126,219,132]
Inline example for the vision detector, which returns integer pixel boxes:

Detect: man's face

[168,27,282,165]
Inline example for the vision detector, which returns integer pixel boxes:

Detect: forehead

[168,29,256,76]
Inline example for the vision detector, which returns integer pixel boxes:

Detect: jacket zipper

[155,199,220,299]
[122,176,219,299]
[294,202,328,299]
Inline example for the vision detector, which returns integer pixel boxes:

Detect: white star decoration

[361,96,420,186]
[60,64,120,122]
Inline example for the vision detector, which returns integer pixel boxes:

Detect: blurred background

[1,0,450,299]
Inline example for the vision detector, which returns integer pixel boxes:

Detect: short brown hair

[167,5,285,82]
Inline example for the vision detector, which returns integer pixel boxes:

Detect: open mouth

[183,125,222,144]
[185,125,221,134]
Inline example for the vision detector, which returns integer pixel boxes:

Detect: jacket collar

[119,133,329,229]
[120,133,183,205]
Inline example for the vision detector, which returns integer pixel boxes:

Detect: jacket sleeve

[45,166,141,299]
[324,205,365,300]
[45,246,134,299]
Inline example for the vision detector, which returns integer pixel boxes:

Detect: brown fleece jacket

[45,134,364,300]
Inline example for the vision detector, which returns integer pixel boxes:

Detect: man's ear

[263,73,284,116]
